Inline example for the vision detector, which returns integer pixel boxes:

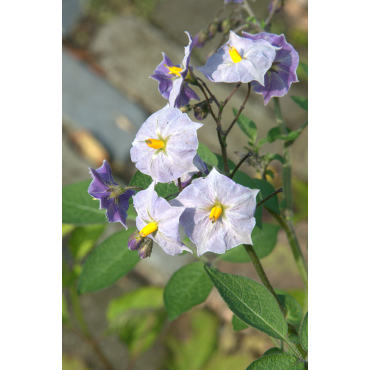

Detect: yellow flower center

[145,139,165,149]
[166,65,183,77]
[139,222,158,237]
[228,45,243,63]
[209,205,223,223]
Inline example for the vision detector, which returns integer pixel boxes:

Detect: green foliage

[62,256,78,287]
[62,294,69,324]
[62,224,75,237]
[107,287,165,357]
[247,353,304,369]
[220,223,280,263]
[253,178,280,213]
[263,347,282,356]
[62,180,106,225]
[204,266,287,339]
[203,353,252,370]
[300,62,308,76]
[166,310,219,370]
[77,229,140,294]
[291,96,308,111]
[300,312,308,352]
[232,315,249,331]
[68,224,106,261]
[197,142,219,167]
[164,262,213,321]
[129,170,178,198]
[276,290,303,326]
[233,109,258,146]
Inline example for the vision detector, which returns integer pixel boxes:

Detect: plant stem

[268,210,308,289]
[257,188,283,208]
[218,83,241,122]
[70,287,115,370]
[243,244,286,315]
[196,77,220,108]
[229,151,252,178]
[196,80,218,124]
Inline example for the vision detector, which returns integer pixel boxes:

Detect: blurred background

[62,0,308,369]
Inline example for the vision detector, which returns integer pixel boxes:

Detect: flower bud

[138,238,153,259]
[180,104,191,113]
[208,20,220,39]
[193,100,210,120]
[194,30,208,48]
[128,230,144,251]
[268,0,282,14]
[220,19,231,34]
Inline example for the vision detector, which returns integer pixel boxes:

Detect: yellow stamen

[166,65,183,77]
[139,222,158,237]
[145,139,165,149]
[228,45,243,63]
[209,206,222,223]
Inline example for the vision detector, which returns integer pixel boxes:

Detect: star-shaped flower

[196,30,280,84]
[130,105,203,183]
[88,160,135,229]
[150,32,200,108]
[242,32,299,105]
[170,168,259,256]
[132,182,191,256]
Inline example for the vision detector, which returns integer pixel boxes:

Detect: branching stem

[229,151,252,178]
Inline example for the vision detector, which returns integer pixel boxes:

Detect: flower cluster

[87,27,299,258]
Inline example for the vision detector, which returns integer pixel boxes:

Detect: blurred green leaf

[257,136,269,149]
[267,153,284,164]
[276,290,303,326]
[77,229,140,294]
[69,224,106,261]
[203,353,252,370]
[232,315,249,331]
[233,109,258,145]
[205,266,287,339]
[62,180,106,225]
[247,353,304,369]
[253,179,280,213]
[62,354,89,370]
[265,169,275,179]
[263,347,282,356]
[164,262,213,321]
[107,286,164,322]
[220,223,280,263]
[291,96,308,111]
[267,127,281,143]
[62,224,75,238]
[215,154,236,173]
[300,312,308,352]
[62,294,69,324]
[62,257,77,287]
[197,142,218,167]
[300,62,308,76]
[129,171,178,198]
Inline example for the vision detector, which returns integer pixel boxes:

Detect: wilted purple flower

[88,160,135,229]
[132,182,191,256]
[176,154,209,188]
[150,32,200,108]
[171,168,259,256]
[130,105,203,184]
[242,31,299,104]
[196,30,280,84]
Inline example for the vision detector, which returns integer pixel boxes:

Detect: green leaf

[267,127,281,143]
[69,224,106,261]
[276,290,303,326]
[107,286,164,322]
[267,153,284,164]
[233,109,258,145]
[129,171,178,198]
[232,315,249,331]
[300,312,308,352]
[204,266,287,339]
[197,142,218,167]
[265,169,275,179]
[220,223,280,263]
[300,62,308,76]
[247,353,304,369]
[62,180,107,225]
[77,229,140,294]
[253,178,280,213]
[263,347,282,356]
[288,333,301,345]
[215,154,236,174]
[291,96,308,111]
[257,137,269,149]
[164,262,213,321]
[62,224,75,238]
[62,294,69,324]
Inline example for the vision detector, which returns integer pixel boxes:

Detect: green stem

[283,336,303,360]
[268,210,308,289]
[70,287,115,370]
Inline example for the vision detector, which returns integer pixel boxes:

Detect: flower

[242,31,299,105]
[176,154,209,188]
[150,32,200,108]
[132,182,191,256]
[130,105,203,183]
[170,168,259,256]
[196,30,280,84]
[88,160,135,229]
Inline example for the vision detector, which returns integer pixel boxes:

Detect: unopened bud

[193,100,210,120]
[138,238,153,259]
[180,104,192,113]
[128,230,144,251]
[268,0,283,14]
[184,67,198,86]
[194,30,208,48]
[208,20,220,38]
[220,19,231,34]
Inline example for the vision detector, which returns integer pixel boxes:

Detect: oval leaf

[291,96,308,111]
[232,315,249,331]
[233,109,258,145]
[253,178,280,214]
[62,180,107,225]
[204,266,287,339]
[77,229,140,294]
[276,290,303,326]
[197,142,218,167]
[164,262,213,321]
[247,353,304,369]
[300,312,308,352]
[220,223,280,263]
[263,347,282,356]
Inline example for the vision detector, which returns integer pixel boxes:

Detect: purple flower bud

[128,230,144,250]
[138,238,154,259]
[193,100,210,121]
[194,30,208,48]
[268,0,282,14]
